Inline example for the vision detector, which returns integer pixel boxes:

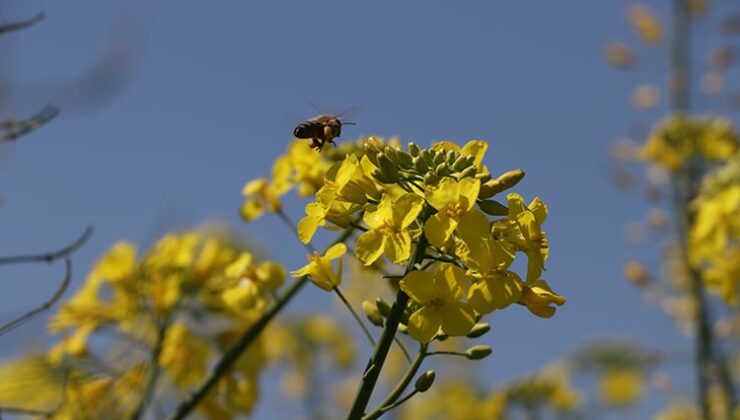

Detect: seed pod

[478,199,508,216]
[465,345,493,360]
[377,152,400,182]
[362,300,384,327]
[459,166,477,178]
[376,298,392,318]
[413,157,428,173]
[424,172,439,185]
[408,142,420,157]
[435,162,450,177]
[414,371,436,393]
[480,169,525,197]
[466,323,491,338]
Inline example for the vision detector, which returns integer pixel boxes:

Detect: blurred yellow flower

[290,243,347,291]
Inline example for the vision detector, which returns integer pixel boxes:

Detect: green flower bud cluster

[364,140,483,186]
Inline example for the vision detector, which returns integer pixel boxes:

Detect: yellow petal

[458,177,481,211]
[385,231,412,264]
[424,213,457,249]
[240,200,264,222]
[457,209,490,252]
[325,243,348,260]
[355,230,385,266]
[400,270,435,304]
[408,307,441,343]
[425,178,460,212]
[297,214,320,244]
[439,303,476,336]
[392,193,424,228]
[439,263,468,300]
[363,195,392,229]
[461,140,489,166]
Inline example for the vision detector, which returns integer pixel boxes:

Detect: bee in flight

[293,114,355,151]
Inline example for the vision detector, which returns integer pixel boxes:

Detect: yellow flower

[598,368,643,406]
[519,279,566,318]
[240,178,283,221]
[424,177,480,248]
[160,323,210,388]
[355,193,424,265]
[290,243,347,291]
[507,193,549,283]
[457,209,522,314]
[400,263,476,342]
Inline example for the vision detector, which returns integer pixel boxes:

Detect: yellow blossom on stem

[355,193,424,265]
[400,263,476,342]
[240,178,283,221]
[507,193,549,283]
[424,177,480,248]
[519,279,566,318]
[290,243,347,291]
[160,323,211,387]
[457,209,522,314]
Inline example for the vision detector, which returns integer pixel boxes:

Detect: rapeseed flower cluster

[0,230,285,419]
[279,137,564,344]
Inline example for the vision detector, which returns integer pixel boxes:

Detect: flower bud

[377,153,400,183]
[414,370,436,393]
[398,324,408,334]
[476,172,492,183]
[458,166,477,179]
[408,142,420,157]
[432,151,445,166]
[465,345,492,360]
[362,300,384,326]
[452,155,470,172]
[465,323,491,338]
[420,149,435,166]
[435,162,450,177]
[424,172,439,185]
[371,169,394,184]
[376,298,392,318]
[383,147,400,164]
[413,156,429,173]
[445,150,456,164]
[396,150,414,168]
[478,199,508,216]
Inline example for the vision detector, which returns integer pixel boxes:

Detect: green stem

[334,286,376,347]
[363,344,427,420]
[345,234,429,420]
[130,320,169,420]
[276,210,378,349]
[426,351,468,358]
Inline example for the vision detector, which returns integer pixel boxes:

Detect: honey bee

[293,114,355,151]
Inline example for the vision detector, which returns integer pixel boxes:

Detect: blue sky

[0,0,733,418]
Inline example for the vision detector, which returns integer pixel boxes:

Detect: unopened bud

[396,150,413,168]
[362,300,384,327]
[408,142,420,157]
[414,370,436,392]
[424,172,439,185]
[465,323,491,338]
[371,169,394,184]
[465,345,492,360]
[376,298,392,318]
[432,151,445,166]
[452,155,470,172]
[413,156,429,173]
[435,162,450,177]
[377,153,400,183]
[445,150,456,164]
[458,166,477,178]
[478,200,508,216]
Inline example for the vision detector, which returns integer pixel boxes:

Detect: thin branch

[130,320,169,420]
[0,13,45,36]
[0,257,72,336]
[1,105,60,144]
[0,225,93,266]
[363,343,427,420]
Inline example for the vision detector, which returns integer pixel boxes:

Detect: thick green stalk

[345,235,428,420]
[363,344,427,420]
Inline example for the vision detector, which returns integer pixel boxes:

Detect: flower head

[424,177,480,248]
[290,243,347,291]
[355,193,424,265]
[400,263,476,342]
